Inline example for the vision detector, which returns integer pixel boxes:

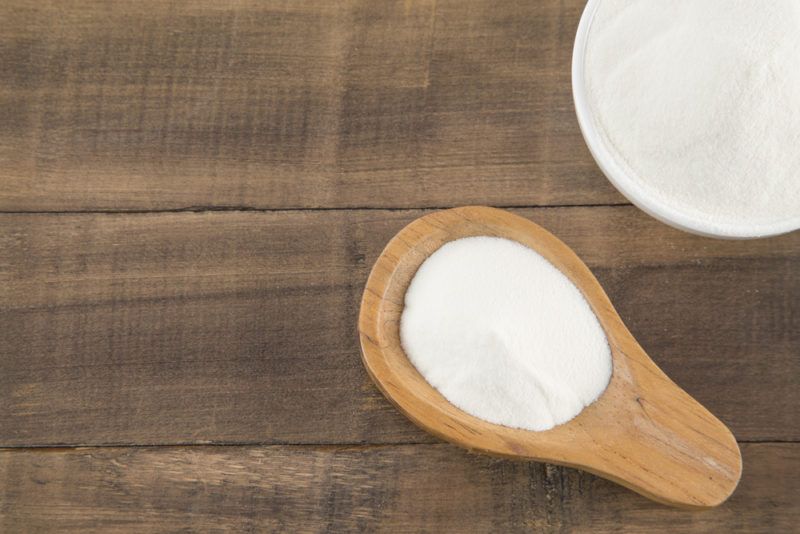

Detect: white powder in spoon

[400,236,612,431]
[584,0,800,235]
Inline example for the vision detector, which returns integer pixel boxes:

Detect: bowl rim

[571,0,800,240]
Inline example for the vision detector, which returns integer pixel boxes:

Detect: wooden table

[1,1,797,531]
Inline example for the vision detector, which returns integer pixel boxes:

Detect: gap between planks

[0,202,632,216]
[0,438,794,453]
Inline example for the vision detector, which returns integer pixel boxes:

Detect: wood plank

[1,208,798,446]
[0,443,796,532]
[0,0,621,211]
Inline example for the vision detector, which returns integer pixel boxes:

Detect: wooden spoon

[358,206,741,508]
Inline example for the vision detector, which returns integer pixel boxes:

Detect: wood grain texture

[0,443,796,532]
[2,0,796,527]
[359,207,741,507]
[2,208,798,446]
[0,0,622,211]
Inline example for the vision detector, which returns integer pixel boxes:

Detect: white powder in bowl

[400,236,612,431]
[583,0,800,235]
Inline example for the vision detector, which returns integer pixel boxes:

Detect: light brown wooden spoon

[358,206,741,508]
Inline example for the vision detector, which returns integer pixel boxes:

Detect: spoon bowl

[358,206,741,508]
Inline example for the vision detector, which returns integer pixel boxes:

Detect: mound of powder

[400,236,612,431]
[584,0,800,235]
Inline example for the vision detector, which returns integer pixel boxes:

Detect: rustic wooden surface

[0,0,622,211]
[1,444,797,533]
[1,0,798,531]
[2,208,797,448]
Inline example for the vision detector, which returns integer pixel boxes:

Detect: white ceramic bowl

[571,0,800,239]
